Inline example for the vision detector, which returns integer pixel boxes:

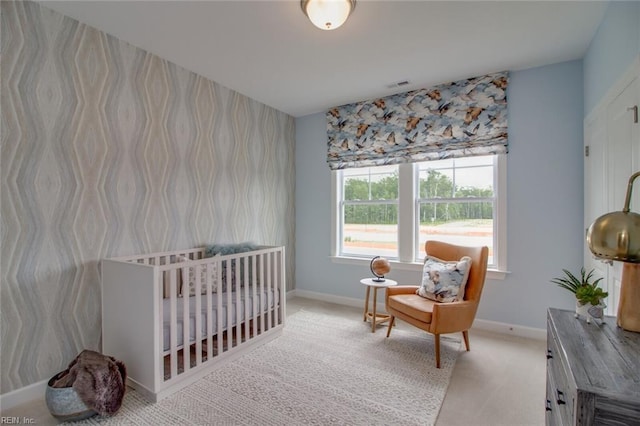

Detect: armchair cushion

[387,293,434,323]
[417,255,472,303]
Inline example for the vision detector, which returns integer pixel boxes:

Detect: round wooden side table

[360,278,397,333]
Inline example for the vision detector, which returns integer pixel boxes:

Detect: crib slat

[182,266,190,374]
[272,251,277,326]
[170,270,178,379]
[277,249,284,326]
[216,259,223,356]
[158,271,165,380]
[226,259,233,350]
[273,251,277,324]
[207,260,215,359]
[275,250,279,325]
[259,253,265,335]
[195,264,202,367]
[234,258,241,347]
[243,255,250,341]
[267,252,272,331]
[251,255,258,337]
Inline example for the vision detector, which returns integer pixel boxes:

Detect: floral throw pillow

[416,255,472,303]
[177,255,220,296]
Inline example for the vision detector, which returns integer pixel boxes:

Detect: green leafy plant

[551,268,608,306]
[575,285,608,306]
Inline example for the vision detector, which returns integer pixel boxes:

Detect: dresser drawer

[545,374,561,426]
[547,322,574,426]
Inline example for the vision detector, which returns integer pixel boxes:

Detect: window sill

[330,255,509,280]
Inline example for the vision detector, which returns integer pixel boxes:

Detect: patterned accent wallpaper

[327,72,508,169]
[1,1,295,394]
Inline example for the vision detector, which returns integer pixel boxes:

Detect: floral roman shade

[326,72,509,170]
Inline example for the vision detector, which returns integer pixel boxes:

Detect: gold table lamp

[587,171,640,332]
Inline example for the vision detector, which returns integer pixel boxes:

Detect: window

[340,165,398,258]
[332,154,507,274]
[417,156,496,265]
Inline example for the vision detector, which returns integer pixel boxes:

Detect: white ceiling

[40,0,608,117]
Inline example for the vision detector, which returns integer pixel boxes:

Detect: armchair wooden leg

[386,316,395,337]
[434,334,441,368]
[462,330,470,351]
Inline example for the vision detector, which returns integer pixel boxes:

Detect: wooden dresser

[546,308,640,425]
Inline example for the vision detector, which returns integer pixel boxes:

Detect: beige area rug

[78,310,461,425]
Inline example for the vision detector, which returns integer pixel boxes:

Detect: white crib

[101,245,285,402]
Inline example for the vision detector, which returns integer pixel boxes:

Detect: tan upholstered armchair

[385,240,489,368]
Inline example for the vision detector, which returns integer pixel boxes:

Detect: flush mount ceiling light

[301,0,356,31]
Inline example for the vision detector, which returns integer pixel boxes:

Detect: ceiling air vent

[386,80,410,89]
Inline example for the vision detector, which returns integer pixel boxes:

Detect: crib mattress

[162,287,278,353]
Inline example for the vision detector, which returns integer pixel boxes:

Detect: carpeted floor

[78,309,461,425]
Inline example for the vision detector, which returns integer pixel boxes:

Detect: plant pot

[45,372,97,422]
[575,301,605,324]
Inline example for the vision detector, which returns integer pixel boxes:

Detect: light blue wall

[294,0,640,331]
[295,60,584,330]
[583,1,640,116]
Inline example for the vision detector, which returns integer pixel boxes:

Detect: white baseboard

[290,289,546,340]
[472,318,546,341]
[0,378,47,412]
[291,289,366,309]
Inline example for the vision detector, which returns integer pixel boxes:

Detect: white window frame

[331,154,508,280]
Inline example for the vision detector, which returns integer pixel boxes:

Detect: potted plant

[551,268,608,323]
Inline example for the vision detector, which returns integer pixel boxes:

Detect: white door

[606,76,640,314]
[584,112,609,308]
